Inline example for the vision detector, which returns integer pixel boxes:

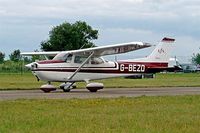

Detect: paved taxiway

[1,87,200,100]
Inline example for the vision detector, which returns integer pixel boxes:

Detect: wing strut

[67,52,94,81]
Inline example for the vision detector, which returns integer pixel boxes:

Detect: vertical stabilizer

[147,37,175,62]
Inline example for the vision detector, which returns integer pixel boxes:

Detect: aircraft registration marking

[120,64,145,72]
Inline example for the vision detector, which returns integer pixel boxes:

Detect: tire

[88,89,98,92]
[40,87,56,93]
[63,88,71,92]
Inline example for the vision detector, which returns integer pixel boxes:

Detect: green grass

[0,96,200,133]
[0,73,45,90]
[0,61,30,73]
[0,73,200,90]
[99,73,200,88]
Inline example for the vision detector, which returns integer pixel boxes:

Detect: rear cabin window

[91,57,104,64]
[74,56,89,64]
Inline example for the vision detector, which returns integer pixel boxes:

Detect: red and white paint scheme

[21,37,178,92]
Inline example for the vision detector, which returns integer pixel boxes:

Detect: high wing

[21,42,151,57]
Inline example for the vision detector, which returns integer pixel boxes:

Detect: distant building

[197,64,200,71]
[181,64,197,73]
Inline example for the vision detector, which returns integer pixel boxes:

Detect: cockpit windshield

[53,53,72,63]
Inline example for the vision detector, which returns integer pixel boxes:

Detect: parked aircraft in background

[21,37,181,93]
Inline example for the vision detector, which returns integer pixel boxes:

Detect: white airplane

[21,37,179,93]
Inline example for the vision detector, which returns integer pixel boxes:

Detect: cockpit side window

[66,54,72,63]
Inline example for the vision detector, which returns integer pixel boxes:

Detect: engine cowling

[86,82,104,92]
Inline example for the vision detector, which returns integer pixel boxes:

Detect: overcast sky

[0,0,199,62]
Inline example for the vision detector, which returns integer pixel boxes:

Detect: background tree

[192,53,200,64]
[0,52,5,63]
[41,21,98,51]
[9,49,21,62]
[23,57,32,63]
[31,49,44,61]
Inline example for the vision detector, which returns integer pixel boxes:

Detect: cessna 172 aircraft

[21,37,179,93]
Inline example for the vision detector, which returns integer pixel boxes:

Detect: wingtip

[143,42,152,47]
[162,37,175,42]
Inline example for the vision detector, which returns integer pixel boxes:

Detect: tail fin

[147,37,175,62]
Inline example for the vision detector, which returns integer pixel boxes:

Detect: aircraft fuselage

[29,59,169,82]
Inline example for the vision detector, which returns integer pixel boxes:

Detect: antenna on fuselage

[79,43,95,50]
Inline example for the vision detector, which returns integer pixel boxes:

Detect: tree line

[0,49,43,64]
[0,50,22,63]
[0,50,30,73]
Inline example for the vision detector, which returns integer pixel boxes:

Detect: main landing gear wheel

[88,88,98,92]
[40,84,57,93]
[86,83,104,92]
[59,82,75,92]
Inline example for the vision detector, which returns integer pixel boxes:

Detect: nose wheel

[88,88,98,92]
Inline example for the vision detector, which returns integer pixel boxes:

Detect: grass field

[0,73,200,90]
[0,96,200,133]
[1,73,200,133]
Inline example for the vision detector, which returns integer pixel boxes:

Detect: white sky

[0,0,200,63]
